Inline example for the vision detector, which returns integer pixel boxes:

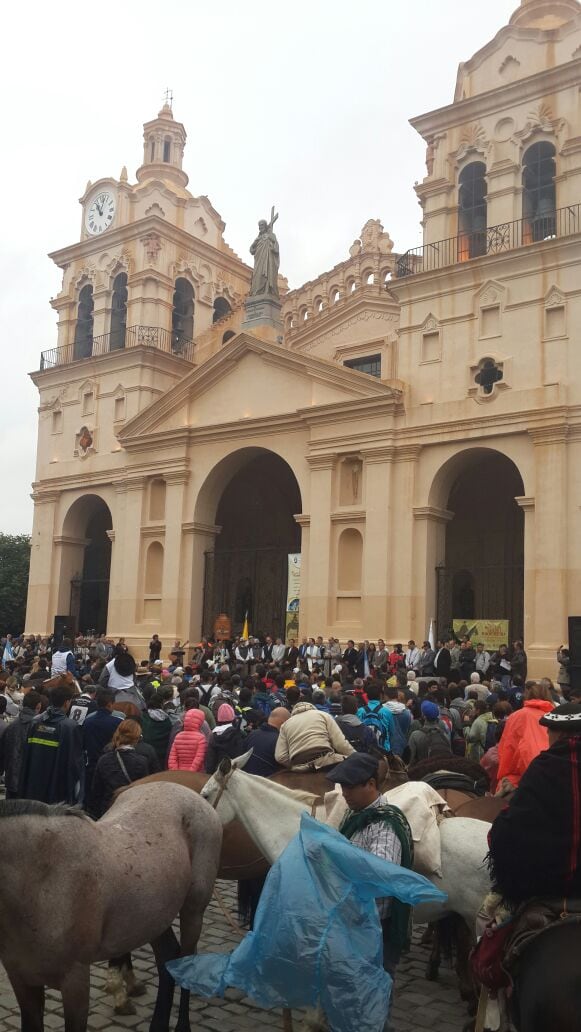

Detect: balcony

[39,324,195,371]
[395,204,581,278]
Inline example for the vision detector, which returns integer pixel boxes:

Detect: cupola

[509,0,580,30]
[136,101,189,188]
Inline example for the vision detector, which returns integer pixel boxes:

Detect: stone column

[412,505,454,643]
[388,446,421,640]
[294,515,310,643]
[185,521,221,643]
[528,427,568,668]
[110,478,145,636]
[161,471,189,638]
[25,491,60,634]
[515,496,535,651]
[91,285,110,341]
[303,455,335,634]
[361,448,394,635]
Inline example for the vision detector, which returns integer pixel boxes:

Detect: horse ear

[218,756,232,777]
[232,749,253,771]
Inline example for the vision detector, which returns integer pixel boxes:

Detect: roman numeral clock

[85,191,116,235]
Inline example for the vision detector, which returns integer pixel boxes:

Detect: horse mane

[0,799,87,820]
[407,755,490,789]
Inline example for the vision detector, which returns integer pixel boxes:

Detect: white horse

[201,751,491,932]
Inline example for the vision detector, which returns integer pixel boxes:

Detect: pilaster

[303,455,335,632]
[528,426,568,651]
[25,492,60,635]
[161,471,189,637]
[389,446,422,639]
[361,447,395,634]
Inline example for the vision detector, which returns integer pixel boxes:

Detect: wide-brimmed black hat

[326,753,379,786]
[540,703,581,733]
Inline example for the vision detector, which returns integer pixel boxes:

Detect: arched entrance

[433,450,525,642]
[200,451,302,639]
[64,496,113,635]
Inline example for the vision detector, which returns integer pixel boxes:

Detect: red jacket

[168,709,207,772]
[496,698,553,788]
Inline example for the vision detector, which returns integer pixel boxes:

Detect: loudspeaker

[53,615,73,645]
[567,616,581,691]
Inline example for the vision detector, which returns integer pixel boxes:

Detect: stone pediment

[118,333,401,444]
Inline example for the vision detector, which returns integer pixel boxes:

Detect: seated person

[489,703,581,907]
[275,701,354,771]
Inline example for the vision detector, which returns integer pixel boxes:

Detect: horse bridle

[210,765,234,811]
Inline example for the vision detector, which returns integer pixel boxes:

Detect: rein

[209,767,234,812]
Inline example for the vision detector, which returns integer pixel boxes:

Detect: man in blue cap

[327,753,414,1030]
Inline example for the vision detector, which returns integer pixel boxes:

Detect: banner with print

[286,553,301,612]
[453,619,510,652]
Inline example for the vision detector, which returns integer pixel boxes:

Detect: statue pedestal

[241,294,284,344]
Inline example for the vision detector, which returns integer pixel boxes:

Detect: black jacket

[90,747,149,818]
[434,648,451,677]
[205,725,246,774]
[0,709,37,794]
[20,707,84,805]
[243,724,280,777]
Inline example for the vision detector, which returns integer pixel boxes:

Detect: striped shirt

[348,796,402,919]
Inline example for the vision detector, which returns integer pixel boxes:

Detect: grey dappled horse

[0,782,222,1032]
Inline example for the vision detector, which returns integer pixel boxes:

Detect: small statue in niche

[78,426,93,454]
[351,461,361,502]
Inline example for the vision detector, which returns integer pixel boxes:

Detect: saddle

[422,770,486,797]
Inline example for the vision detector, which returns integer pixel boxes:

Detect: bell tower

[136,99,188,188]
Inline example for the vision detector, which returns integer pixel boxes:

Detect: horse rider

[327,752,414,1032]
[274,700,354,771]
[489,702,581,908]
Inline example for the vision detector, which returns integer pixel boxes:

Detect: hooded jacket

[464,710,497,761]
[0,707,37,794]
[496,698,553,787]
[20,707,83,805]
[141,708,173,768]
[168,709,207,772]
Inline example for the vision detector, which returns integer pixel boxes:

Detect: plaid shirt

[348,796,402,919]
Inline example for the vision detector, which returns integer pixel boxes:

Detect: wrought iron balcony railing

[39,324,195,371]
[395,203,581,278]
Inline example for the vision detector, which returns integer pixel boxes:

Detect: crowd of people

[1,627,580,1029]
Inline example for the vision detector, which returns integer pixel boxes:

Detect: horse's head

[200,749,253,824]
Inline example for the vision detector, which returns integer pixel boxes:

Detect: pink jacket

[496,698,553,788]
[168,709,207,772]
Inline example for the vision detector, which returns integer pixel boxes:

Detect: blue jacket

[357,701,395,751]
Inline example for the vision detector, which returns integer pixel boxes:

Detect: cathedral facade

[26,0,581,675]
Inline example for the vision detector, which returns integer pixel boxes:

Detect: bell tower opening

[202,452,302,640]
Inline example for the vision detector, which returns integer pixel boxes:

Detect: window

[110,272,128,351]
[458,162,487,259]
[344,353,381,378]
[73,284,94,360]
[523,142,556,241]
[82,391,94,416]
[52,410,63,434]
[213,296,232,324]
[163,138,171,163]
[149,139,155,162]
[172,278,194,350]
[222,330,236,344]
[114,396,126,422]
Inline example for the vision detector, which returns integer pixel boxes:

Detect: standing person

[418,642,436,677]
[464,700,496,762]
[271,638,286,665]
[405,641,421,674]
[50,638,76,677]
[407,701,452,765]
[89,719,149,818]
[343,640,360,676]
[0,690,43,798]
[305,637,321,672]
[373,640,389,675]
[557,646,570,697]
[433,641,451,681]
[496,681,554,792]
[149,635,162,663]
[327,753,414,1032]
[489,644,512,690]
[474,643,491,678]
[82,688,123,801]
[19,683,84,805]
[2,635,15,670]
[141,693,173,769]
[167,708,208,772]
[285,638,299,669]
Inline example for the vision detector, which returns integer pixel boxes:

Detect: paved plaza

[0,881,467,1031]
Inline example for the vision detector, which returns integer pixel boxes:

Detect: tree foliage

[0,534,31,635]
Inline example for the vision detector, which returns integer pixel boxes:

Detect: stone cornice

[410,58,581,140]
[294,513,311,528]
[515,496,535,511]
[140,524,166,537]
[361,446,396,464]
[290,295,399,352]
[30,344,192,385]
[306,454,336,470]
[163,470,190,485]
[392,445,422,463]
[412,506,454,524]
[528,425,569,445]
[105,529,115,542]
[182,521,221,536]
[53,535,90,547]
[330,510,366,523]
[31,490,60,505]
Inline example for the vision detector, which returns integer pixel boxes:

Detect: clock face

[86,191,116,235]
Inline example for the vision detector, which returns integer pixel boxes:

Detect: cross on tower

[163,88,174,108]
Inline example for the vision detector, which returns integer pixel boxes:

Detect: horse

[0,782,222,1032]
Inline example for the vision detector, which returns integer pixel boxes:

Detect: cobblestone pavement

[0,882,468,1031]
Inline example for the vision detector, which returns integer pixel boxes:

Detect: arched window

[337,528,363,591]
[458,162,487,259]
[172,277,194,352]
[523,142,556,241]
[222,330,236,345]
[73,284,94,360]
[213,296,232,323]
[110,272,128,351]
[163,137,171,163]
[149,138,155,162]
[331,287,341,304]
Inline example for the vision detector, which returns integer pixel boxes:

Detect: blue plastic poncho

[168,813,446,1032]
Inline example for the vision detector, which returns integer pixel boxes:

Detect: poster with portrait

[452,619,510,652]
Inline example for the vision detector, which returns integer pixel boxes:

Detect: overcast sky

[0,0,517,534]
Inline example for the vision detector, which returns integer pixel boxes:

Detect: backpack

[337,719,377,754]
[388,714,408,757]
[360,704,388,750]
[420,725,452,759]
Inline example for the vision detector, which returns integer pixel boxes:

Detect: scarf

[340,803,414,954]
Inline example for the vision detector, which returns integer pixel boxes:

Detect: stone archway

[61,495,113,634]
[195,449,302,640]
[429,448,525,642]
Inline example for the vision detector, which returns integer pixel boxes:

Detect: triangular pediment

[118,333,401,444]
